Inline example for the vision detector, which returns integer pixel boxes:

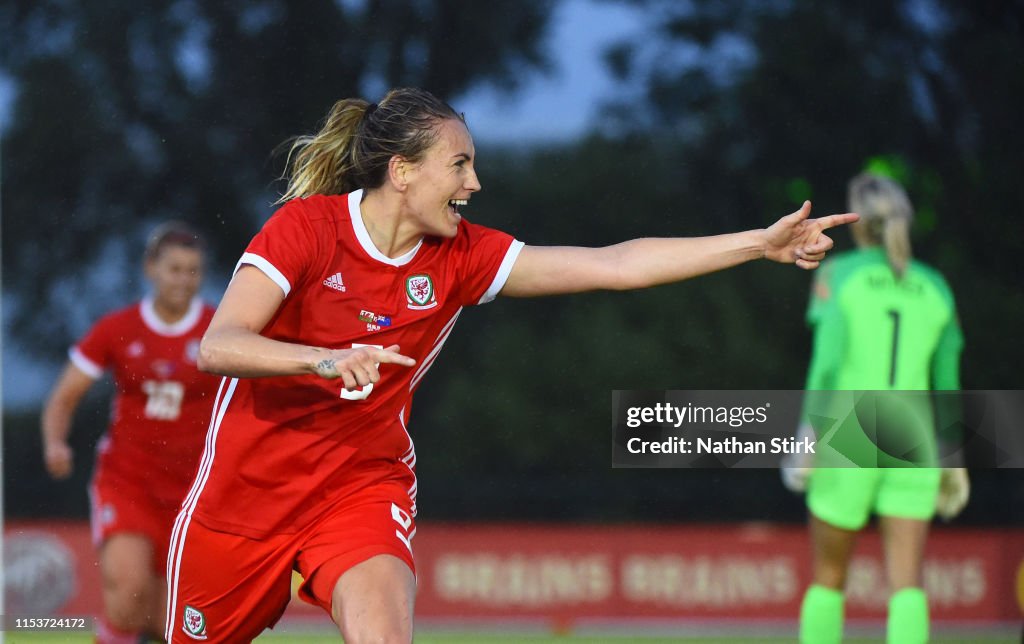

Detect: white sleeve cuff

[478,240,525,305]
[69,347,103,379]
[235,252,292,297]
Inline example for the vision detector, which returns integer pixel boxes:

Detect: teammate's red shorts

[89,465,183,573]
[165,480,416,643]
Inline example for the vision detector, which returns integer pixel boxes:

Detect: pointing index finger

[375,346,416,367]
[814,212,860,231]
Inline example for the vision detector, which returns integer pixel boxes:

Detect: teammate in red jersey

[165,87,857,643]
[41,222,218,644]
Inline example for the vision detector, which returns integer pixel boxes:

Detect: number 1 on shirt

[887,309,900,387]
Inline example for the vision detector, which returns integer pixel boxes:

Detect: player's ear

[388,155,412,192]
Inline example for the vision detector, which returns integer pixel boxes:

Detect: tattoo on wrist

[315,358,338,377]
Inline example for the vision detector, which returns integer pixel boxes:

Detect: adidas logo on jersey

[323,273,347,292]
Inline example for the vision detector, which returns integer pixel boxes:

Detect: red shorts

[165,481,416,643]
[89,466,182,573]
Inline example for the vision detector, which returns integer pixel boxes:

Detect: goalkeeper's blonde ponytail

[847,173,914,279]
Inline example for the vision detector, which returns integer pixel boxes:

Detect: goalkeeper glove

[780,423,815,493]
[935,467,970,520]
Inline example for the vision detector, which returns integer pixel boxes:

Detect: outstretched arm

[501,201,858,297]
[198,265,415,389]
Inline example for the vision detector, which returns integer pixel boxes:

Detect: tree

[596,0,1024,388]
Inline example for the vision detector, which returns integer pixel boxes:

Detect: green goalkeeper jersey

[805,246,962,392]
[802,247,963,467]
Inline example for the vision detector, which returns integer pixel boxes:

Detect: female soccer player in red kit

[166,87,858,643]
[41,222,218,644]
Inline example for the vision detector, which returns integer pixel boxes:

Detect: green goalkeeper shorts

[807,467,941,530]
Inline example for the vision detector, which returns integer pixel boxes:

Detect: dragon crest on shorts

[182,604,208,640]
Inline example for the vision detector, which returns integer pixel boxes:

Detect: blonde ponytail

[277,88,463,204]
[882,215,911,278]
[278,99,370,203]
[847,172,914,278]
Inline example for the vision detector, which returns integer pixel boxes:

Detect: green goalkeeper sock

[888,587,928,644]
[799,584,844,644]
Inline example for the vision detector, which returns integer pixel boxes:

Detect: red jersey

[71,298,218,505]
[186,191,522,538]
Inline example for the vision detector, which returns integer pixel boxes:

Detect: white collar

[140,296,203,336]
[348,189,422,267]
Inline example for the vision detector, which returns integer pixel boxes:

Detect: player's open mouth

[448,199,467,216]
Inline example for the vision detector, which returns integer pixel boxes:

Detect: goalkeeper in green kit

[782,171,969,643]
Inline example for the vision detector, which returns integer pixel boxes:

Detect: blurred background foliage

[2,0,1021,523]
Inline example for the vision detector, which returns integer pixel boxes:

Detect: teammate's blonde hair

[278,88,462,203]
[847,172,913,278]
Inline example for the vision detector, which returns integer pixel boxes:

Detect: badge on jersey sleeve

[405,273,438,310]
